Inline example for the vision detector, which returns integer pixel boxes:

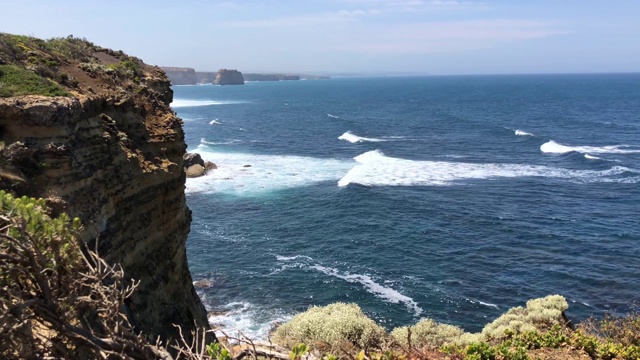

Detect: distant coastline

[160,66,329,85]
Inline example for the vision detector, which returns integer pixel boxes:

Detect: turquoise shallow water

[172,74,640,339]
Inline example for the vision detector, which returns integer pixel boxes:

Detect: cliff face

[161,66,197,85]
[0,34,211,343]
[213,68,244,85]
[244,73,300,81]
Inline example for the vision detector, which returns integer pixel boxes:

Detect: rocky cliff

[161,66,197,85]
[0,34,211,344]
[213,68,244,85]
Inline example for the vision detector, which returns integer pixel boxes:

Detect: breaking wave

[541,140,640,155]
[338,131,385,143]
[337,150,638,187]
[185,143,354,196]
[515,130,534,136]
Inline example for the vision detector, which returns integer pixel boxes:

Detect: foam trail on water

[541,140,640,154]
[338,150,638,187]
[327,113,340,119]
[515,130,533,136]
[311,265,423,316]
[171,99,248,108]
[339,131,385,143]
[186,142,354,196]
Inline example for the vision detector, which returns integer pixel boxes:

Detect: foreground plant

[0,190,169,359]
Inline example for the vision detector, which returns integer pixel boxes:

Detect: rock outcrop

[0,34,212,345]
[184,152,216,178]
[213,69,244,85]
[161,66,197,85]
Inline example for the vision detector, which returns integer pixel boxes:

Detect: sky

[1,0,639,75]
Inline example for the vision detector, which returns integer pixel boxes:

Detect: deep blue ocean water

[172,74,640,339]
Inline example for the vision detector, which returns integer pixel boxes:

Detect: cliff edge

[0,34,211,344]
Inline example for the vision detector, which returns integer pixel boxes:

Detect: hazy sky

[1,0,639,74]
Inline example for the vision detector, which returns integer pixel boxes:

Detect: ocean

[172,74,640,340]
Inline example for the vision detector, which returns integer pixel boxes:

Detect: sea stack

[213,68,245,85]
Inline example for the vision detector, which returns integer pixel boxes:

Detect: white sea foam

[338,131,385,143]
[337,150,638,187]
[311,265,423,315]
[276,255,313,261]
[186,144,354,196]
[514,130,533,136]
[478,301,499,309]
[584,154,601,160]
[541,140,640,154]
[200,138,242,146]
[208,302,291,341]
[171,99,247,108]
[209,119,222,125]
[327,113,340,119]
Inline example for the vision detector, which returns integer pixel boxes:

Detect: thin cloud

[215,9,375,28]
[342,19,569,54]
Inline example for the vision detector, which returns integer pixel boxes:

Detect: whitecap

[584,154,601,160]
[209,119,222,125]
[171,99,248,108]
[337,150,638,187]
[541,140,640,154]
[338,131,385,143]
[327,113,340,119]
[311,265,423,316]
[514,130,533,136]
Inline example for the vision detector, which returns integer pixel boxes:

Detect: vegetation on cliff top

[0,33,149,98]
[270,301,640,360]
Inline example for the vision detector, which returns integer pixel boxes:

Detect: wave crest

[338,131,385,143]
[541,140,640,154]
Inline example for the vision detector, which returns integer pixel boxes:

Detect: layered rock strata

[0,35,212,344]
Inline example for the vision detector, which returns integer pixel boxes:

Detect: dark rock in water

[186,164,205,178]
[184,152,204,168]
[204,161,217,171]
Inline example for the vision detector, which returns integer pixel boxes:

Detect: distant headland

[160,66,329,86]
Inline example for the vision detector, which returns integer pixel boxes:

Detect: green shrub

[391,318,466,348]
[272,302,387,350]
[481,295,568,339]
[0,64,69,97]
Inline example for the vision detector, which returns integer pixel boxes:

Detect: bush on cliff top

[481,294,569,340]
[391,318,472,348]
[272,302,387,351]
[0,64,69,97]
